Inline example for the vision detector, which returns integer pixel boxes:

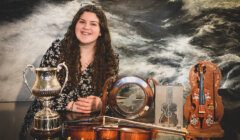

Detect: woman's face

[75,11,101,46]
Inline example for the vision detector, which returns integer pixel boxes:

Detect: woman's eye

[91,23,98,26]
[79,20,85,23]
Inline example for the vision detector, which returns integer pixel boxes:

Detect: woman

[20,4,119,137]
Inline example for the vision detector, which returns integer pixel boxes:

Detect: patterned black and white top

[40,39,99,110]
[20,39,102,138]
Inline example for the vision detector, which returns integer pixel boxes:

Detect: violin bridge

[199,105,206,114]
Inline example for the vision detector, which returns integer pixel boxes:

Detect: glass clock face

[116,83,145,113]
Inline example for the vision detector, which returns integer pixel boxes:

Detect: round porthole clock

[105,76,155,119]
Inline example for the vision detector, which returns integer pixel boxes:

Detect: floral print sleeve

[40,39,61,68]
[39,40,87,112]
[39,39,73,111]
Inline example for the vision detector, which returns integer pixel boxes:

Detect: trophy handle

[57,62,69,94]
[23,64,35,96]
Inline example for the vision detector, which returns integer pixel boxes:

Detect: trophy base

[31,111,62,138]
[30,127,61,139]
[33,107,61,129]
[33,113,61,129]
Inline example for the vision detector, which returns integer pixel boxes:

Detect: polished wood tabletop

[0,102,32,140]
[0,99,239,140]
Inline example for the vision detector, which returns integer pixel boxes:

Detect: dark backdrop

[0,0,240,139]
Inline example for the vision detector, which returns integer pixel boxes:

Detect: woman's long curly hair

[60,5,119,95]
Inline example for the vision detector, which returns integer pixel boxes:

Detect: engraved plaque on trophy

[23,62,68,137]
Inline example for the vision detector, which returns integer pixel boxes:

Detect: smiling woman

[20,4,119,138]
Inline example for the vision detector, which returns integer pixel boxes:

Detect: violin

[63,123,152,140]
[184,61,224,130]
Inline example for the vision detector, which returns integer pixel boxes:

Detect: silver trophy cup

[23,62,68,135]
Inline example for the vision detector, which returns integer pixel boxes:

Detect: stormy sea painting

[0,0,240,139]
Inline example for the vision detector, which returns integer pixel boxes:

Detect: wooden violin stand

[184,61,224,140]
[185,123,224,140]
